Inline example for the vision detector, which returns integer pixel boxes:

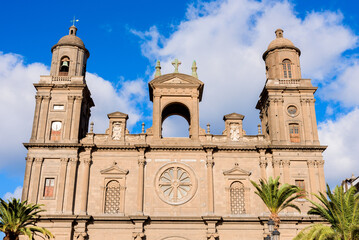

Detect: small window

[53,104,64,110]
[104,180,121,214]
[44,178,55,197]
[289,123,300,143]
[50,121,62,141]
[282,59,292,78]
[295,180,306,198]
[230,181,246,215]
[59,57,70,76]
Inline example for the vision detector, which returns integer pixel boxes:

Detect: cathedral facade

[22,26,326,240]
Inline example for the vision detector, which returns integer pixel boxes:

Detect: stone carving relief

[230,123,240,141]
[112,122,122,140]
[155,163,197,205]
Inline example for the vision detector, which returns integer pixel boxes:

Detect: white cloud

[2,186,22,200]
[324,62,359,107]
[318,108,359,186]
[0,52,48,172]
[134,0,357,135]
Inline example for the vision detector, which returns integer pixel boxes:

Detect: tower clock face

[287,105,298,116]
[51,122,62,131]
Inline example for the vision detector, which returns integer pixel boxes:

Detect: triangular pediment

[223,113,245,120]
[162,77,190,84]
[149,73,204,101]
[223,163,251,176]
[107,111,128,119]
[100,162,129,175]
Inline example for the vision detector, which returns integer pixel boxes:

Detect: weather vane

[71,16,79,26]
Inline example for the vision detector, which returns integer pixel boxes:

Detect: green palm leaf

[0,198,53,240]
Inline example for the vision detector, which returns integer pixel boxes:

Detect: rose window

[156,163,197,205]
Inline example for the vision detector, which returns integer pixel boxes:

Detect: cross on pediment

[171,58,181,73]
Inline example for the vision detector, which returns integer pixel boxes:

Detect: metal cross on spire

[71,16,79,26]
[171,58,181,73]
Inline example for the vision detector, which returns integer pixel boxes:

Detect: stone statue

[230,123,240,141]
[112,122,122,140]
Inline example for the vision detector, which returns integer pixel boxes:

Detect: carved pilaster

[31,96,43,140]
[135,145,148,214]
[64,157,79,214]
[316,160,326,193]
[80,157,92,214]
[29,157,43,203]
[272,159,281,178]
[282,160,291,184]
[204,146,216,214]
[56,157,69,213]
[22,157,35,201]
[307,159,317,198]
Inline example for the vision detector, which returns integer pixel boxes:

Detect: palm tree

[250,176,304,229]
[294,184,359,240]
[0,198,53,240]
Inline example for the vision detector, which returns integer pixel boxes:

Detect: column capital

[138,158,146,166]
[259,159,267,168]
[34,157,43,164]
[25,157,35,163]
[82,158,92,165]
[69,157,79,164]
[35,95,43,100]
[307,159,316,167]
[75,96,83,101]
[60,157,69,163]
[316,159,325,166]
[206,158,214,167]
[42,95,51,100]
[272,159,281,167]
[68,95,76,100]
[282,159,291,167]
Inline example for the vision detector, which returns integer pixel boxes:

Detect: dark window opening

[59,57,70,76]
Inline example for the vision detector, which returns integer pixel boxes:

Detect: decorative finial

[257,124,261,135]
[90,122,94,133]
[71,16,79,27]
[206,123,210,134]
[171,58,181,73]
[192,60,198,78]
[155,60,161,77]
[141,122,145,133]
[275,29,283,38]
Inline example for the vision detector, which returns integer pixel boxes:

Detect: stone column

[266,152,274,178]
[71,96,83,140]
[282,160,291,184]
[259,150,267,180]
[307,160,317,199]
[30,158,44,203]
[30,95,42,140]
[152,94,161,139]
[56,158,69,213]
[65,157,78,214]
[21,157,34,201]
[136,146,147,214]
[310,99,320,144]
[269,98,279,143]
[317,160,326,193]
[205,147,215,214]
[300,98,312,144]
[278,98,286,143]
[37,95,51,141]
[64,96,75,140]
[79,158,92,214]
[272,159,281,179]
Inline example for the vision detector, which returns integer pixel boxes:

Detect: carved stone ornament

[229,123,240,141]
[223,163,251,177]
[132,232,145,240]
[112,122,122,140]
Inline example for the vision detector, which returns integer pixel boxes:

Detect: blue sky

[1,0,359,200]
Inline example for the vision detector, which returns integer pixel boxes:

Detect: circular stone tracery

[156,163,197,205]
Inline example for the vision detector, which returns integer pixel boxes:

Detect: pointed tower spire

[192,60,198,78]
[155,60,161,77]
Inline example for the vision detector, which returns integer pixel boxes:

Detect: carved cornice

[23,143,81,149]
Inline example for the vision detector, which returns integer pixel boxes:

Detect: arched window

[289,123,300,143]
[161,102,191,138]
[59,57,70,76]
[282,59,292,78]
[104,180,121,214]
[230,181,245,214]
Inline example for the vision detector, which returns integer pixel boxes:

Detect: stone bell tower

[148,60,204,140]
[256,29,320,145]
[29,24,94,144]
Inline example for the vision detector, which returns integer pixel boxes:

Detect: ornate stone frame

[100,162,129,214]
[39,174,58,200]
[155,162,198,206]
[223,163,251,215]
